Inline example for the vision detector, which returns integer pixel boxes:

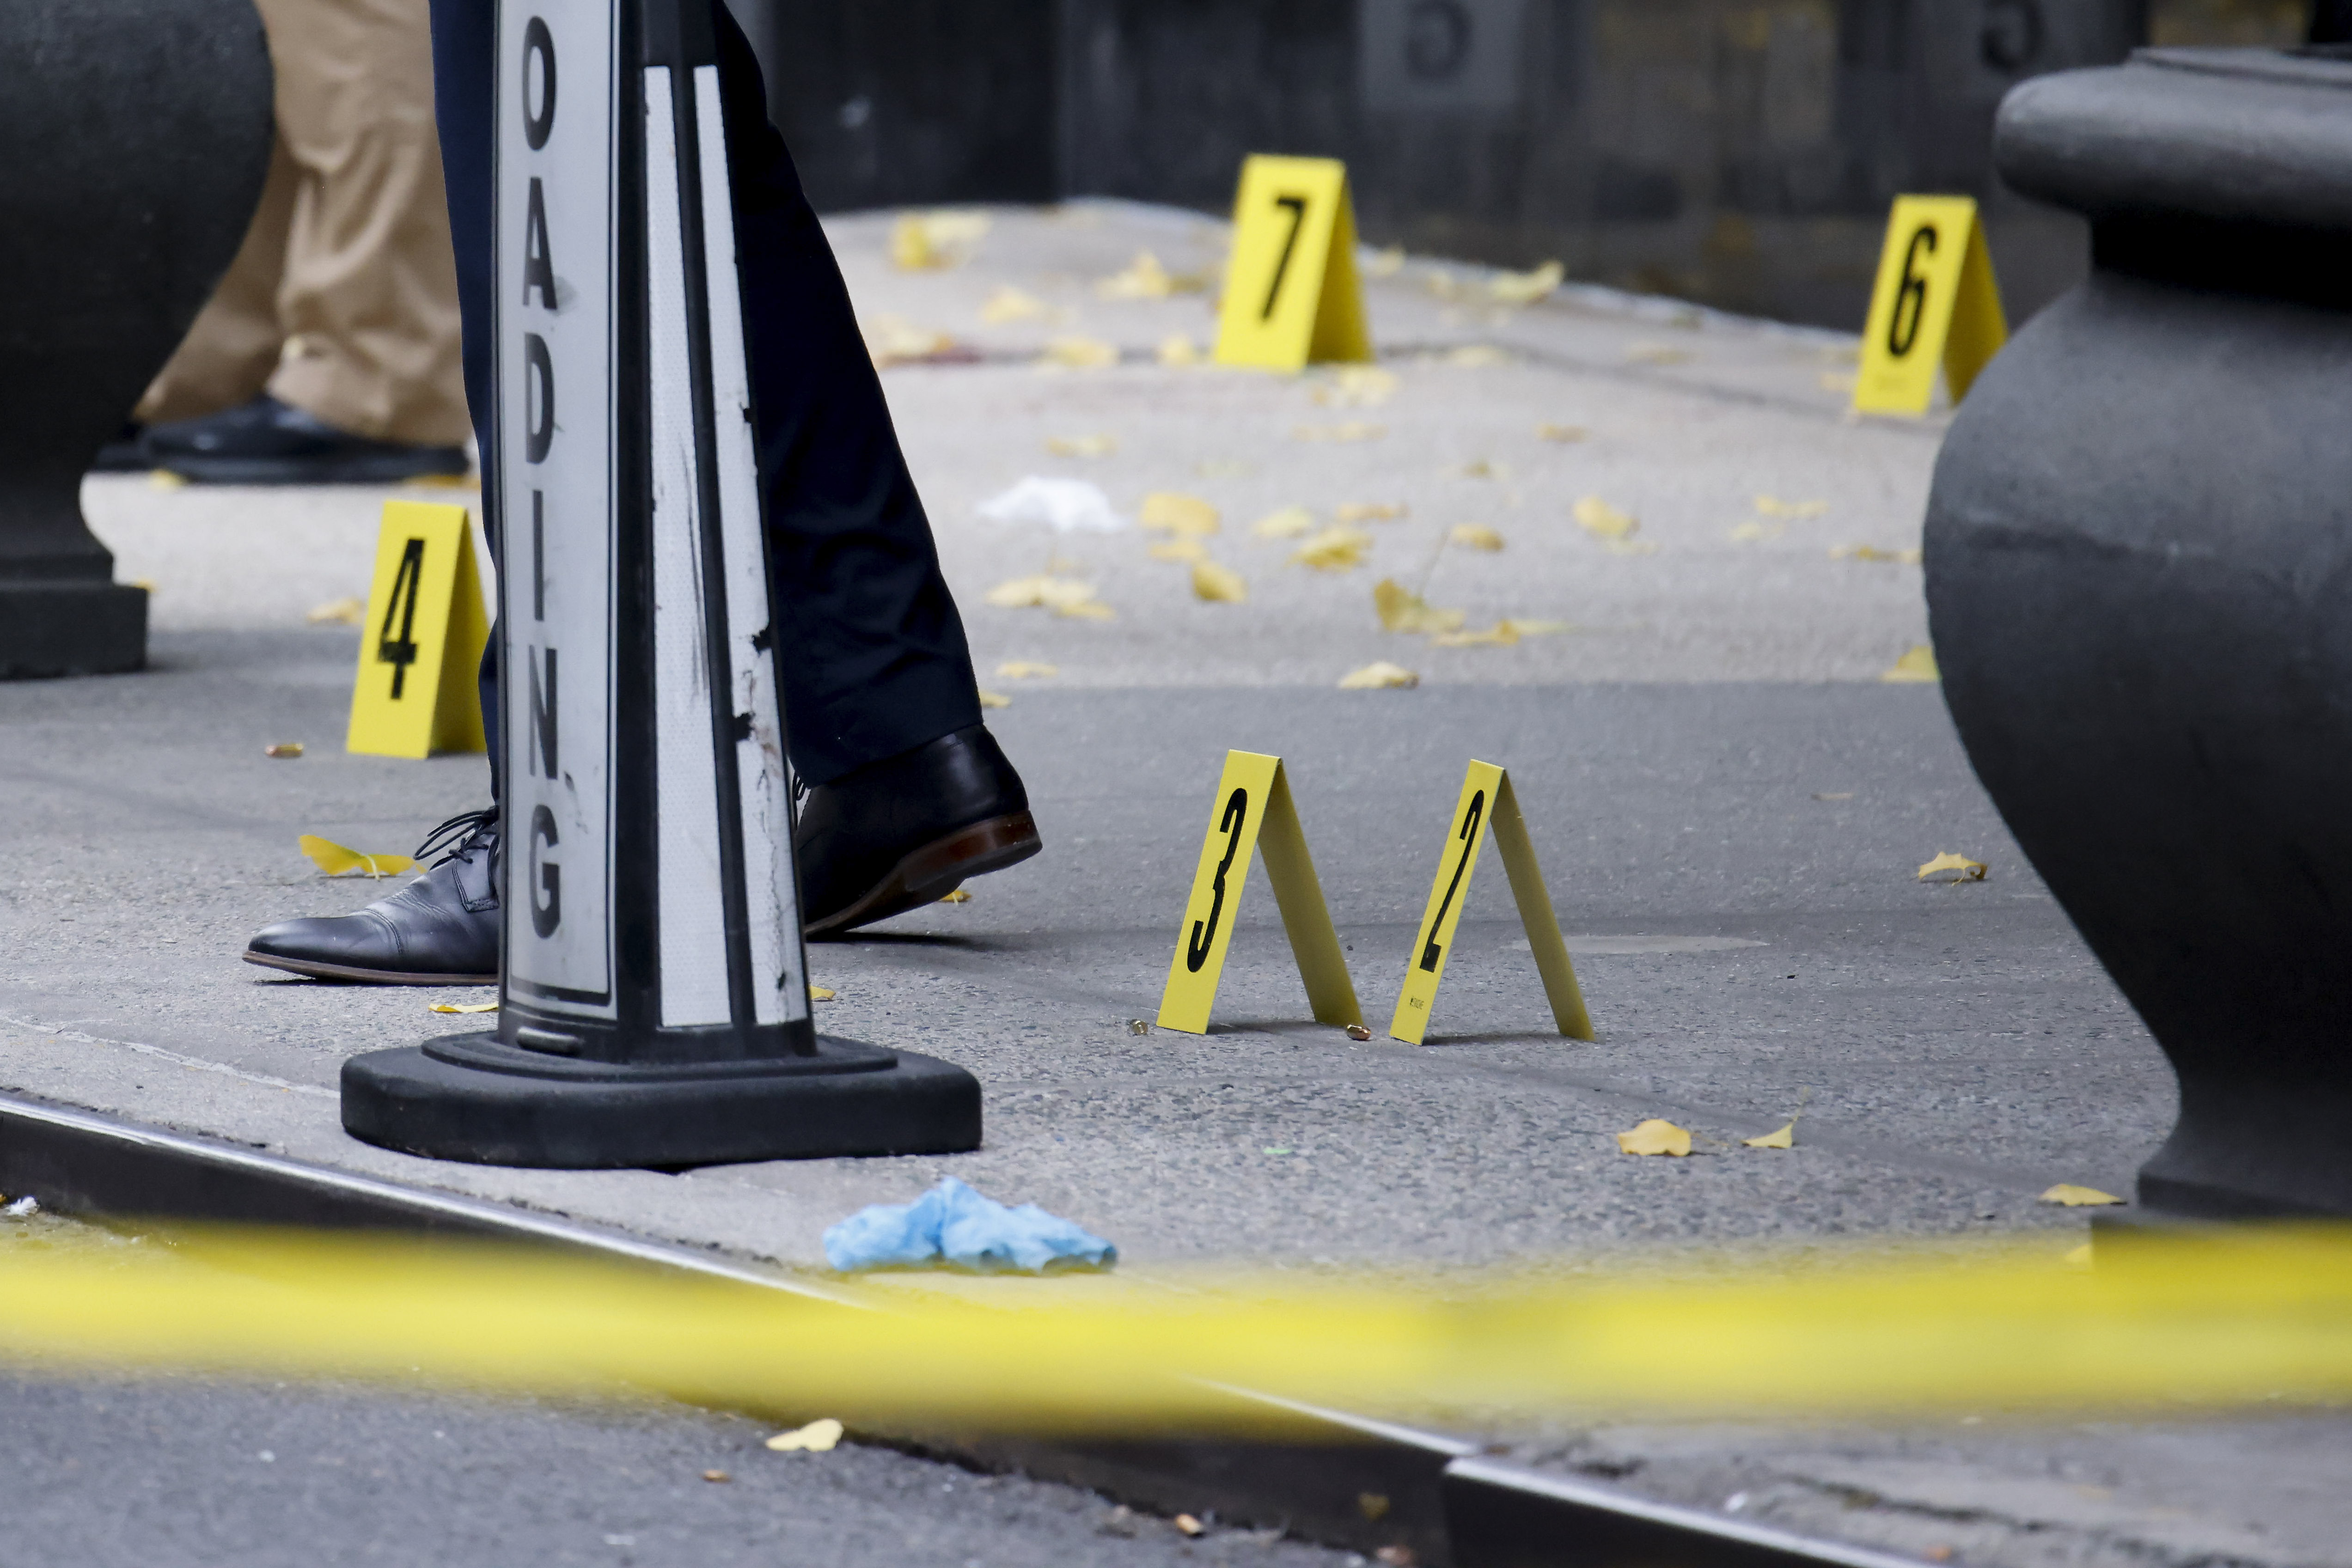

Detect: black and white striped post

[341,0,981,1168]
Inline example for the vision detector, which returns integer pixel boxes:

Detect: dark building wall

[733,0,1059,209]
[730,0,2309,329]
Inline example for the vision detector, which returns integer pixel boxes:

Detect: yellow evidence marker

[346,500,490,759]
[1853,195,2008,417]
[1157,750,1362,1035]
[1211,155,1374,373]
[1389,761,1592,1046]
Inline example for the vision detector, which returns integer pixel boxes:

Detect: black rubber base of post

[0,583,146,678]
[341,1032,982,1169]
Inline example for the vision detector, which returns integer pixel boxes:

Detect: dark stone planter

[1926,49,2352,1219]
[0,0,273,678]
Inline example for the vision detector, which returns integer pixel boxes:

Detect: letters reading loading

[519,14,560,939]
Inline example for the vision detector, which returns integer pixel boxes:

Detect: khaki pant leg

[258,0,470,448]
[133,139,298,425]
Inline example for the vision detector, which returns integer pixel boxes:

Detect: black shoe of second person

[242,810,501,985]
[90,422,148,474]
[796,726,1041,938]
[146,394,470,485]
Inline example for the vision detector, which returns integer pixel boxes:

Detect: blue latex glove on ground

[823,1176,1118,1274]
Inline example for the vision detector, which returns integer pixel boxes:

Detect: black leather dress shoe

[796,726,1041,937]
[146,394,469,485]
[243,810,500,984]
[90,422,148,474]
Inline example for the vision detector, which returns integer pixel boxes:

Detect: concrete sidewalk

[15,201,2344,1567]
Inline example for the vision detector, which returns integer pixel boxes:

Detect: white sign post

[343,0,982,1169]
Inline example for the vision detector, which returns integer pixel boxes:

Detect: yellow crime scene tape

[4,1225,2352,1432]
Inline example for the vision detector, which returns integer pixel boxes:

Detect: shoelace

[414,806,498,868]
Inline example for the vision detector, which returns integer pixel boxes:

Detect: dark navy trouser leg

[429,0,982,792]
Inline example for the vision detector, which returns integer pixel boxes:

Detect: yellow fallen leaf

[1433,622,1521,647]
[1536,423,1586,443]
[1831,543,1922,564]
[1918,852,1987,883]
[766,1418,844,1452]
[1094,249,1204,299]
[1148,538,1207,563]
[1191,558,1248,603]
[299,835,415,880]
[305,597,363,626]
[429,1001,500,1015]
[1489,260,1564,305]
[1756,494,1827,519]
[1251,506,1315,540]
[1335,501,1406,524]
[939,889,972,904]
[863,314,960,366]
[1339,660,1419,689]
[890,210,989,270]
[1744,1122,1796,1150]
[809,986,836,1002]
[979,285,1051,324]
[1038,336,1118,370]
[1292,422,1386,444]
[982,575,1111,620]
[147,470,187,491]
[1288,525,1373,571]
[1097,249,1171,299]
[1727,520,1783,543]
[1314,366,1399,408]
[1882,644,1940,683]
[1438,619,1560,645]
[995,660,1058,680]
[2041,1184,2124,1208]
[1046,433,1117,458]
[977,690,1011,709]
[1574,495,1639,542]
[1626,341,1692,366]
[264,743,305,760]
[1455,458,1511,481]
[1617,1119,1692,1157]
[1445,345,1510,368]
[1373,579,1466,635]
[1449,525,1504,552]
[1139,492,1220,537]
[1158,334,1202,367]
[1364,245,1405,279]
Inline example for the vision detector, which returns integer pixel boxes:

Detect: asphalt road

[0,1368,1365,1568]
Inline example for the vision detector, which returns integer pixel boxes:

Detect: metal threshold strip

[0,1089,1916,1568]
